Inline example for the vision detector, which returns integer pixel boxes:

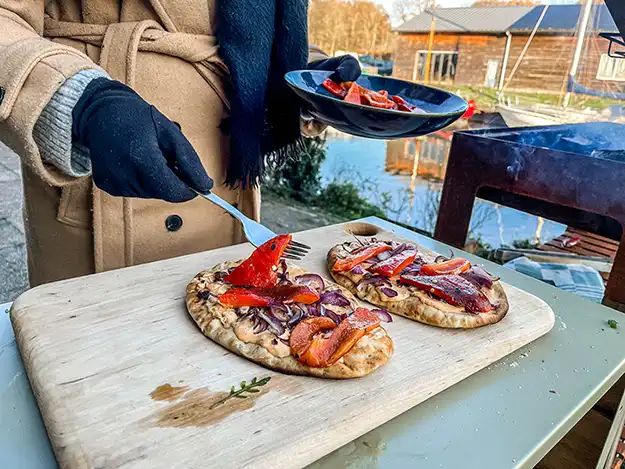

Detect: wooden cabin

[393,4,623,95]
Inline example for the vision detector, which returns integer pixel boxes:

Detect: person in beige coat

[0,0,360,287]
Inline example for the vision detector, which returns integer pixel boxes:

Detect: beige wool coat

[0,0,323,287]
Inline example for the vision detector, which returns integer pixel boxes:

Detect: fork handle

[192,190,253,227]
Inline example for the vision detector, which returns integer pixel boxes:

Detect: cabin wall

[393,32,625,95]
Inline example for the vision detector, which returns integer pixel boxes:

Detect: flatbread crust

[186,261,393,379]
[327,243,509,329]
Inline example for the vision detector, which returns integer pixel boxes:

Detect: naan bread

[327,242,509,329]
[186,261,393,379]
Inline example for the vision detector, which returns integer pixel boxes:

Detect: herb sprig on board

[209,377,271,409]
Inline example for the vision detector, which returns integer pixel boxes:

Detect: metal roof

[395,6,534,34]
[509,5,618,33]
[396,4,618,35]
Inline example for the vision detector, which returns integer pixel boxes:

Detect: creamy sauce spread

[233,318,291,358]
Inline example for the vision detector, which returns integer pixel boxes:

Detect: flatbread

[327,242,509,329]
[186,261,393,379]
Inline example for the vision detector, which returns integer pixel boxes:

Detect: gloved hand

[307,55,362,83]
[72,78,213,203]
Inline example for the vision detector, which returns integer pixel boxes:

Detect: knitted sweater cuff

[33,69,110,177]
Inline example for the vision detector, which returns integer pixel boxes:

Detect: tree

[308,0,392,55]
[393,0,436,25]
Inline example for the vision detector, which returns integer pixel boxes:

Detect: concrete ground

[0,142,338,303]
[0,142,27,303]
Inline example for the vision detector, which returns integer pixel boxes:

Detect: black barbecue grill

[434,122,625,310]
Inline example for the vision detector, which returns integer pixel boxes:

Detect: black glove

[307,55,362,83]
[72,78,213,203]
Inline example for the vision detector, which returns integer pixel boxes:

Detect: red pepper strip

[361,93,398,109]
[390,95,417,112]
[421,257,471,276]
[370,249,417,277]
[291,308,381,367]
[332,242,392,272]
[218,288,271,307]
[344,82,362,104]
[225,234,291,289]
[266,284,321,304]
[378,90,389,99]
[322,78,347,98]
[218,284,320,308]
[399,274,492,313]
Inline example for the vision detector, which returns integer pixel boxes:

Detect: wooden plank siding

[393,32,625,95]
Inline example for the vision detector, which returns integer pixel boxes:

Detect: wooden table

[2,218,625,468]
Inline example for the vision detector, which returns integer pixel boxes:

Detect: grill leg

[604,231,625,312]
[434,144,479,248]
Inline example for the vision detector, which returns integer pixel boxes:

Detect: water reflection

[321,125,566,248]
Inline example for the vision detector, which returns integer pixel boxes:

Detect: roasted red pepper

[290,308,380,367]
[322,78,347,98]
[218,284,320,308]
[370,249,417,277]
[361,92,398,109]
[344,82,362,104]
[218,288,272,307]
[399,274,492,313]
[421,258,471,276]
[332,242,392,272]
[225,234,291,289]
[391,95,417,112]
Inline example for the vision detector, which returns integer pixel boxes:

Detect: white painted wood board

[10,222,555,469]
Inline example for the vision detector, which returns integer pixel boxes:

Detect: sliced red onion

[356,275,392,291]
[376,250,392,261]
[434,249,455,264]
[389,243,408,257]
[308,304,321,317]
[278,259,290,283]
[324,309,343,324]
[371,309,393,322]
[269,304,289,321]
[253,316,268,333]
[293,274,325,293]
[461,266,499,289]
[380,287,398,298]
[257,309,285,336]
[402,263,422,274]
[287,309,303,326]
[214,271,229,280]
[351,265,365,275]
[197,290,213,300]
[319,290,351,307]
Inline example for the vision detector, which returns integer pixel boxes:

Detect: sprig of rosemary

[209,376,271,409]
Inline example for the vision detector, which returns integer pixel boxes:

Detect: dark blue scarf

[217,0,308,188]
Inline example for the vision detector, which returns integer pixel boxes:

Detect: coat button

[165,214,183,232]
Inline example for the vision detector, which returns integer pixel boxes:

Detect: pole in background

[424,15,436,84]
[563,0,594,108]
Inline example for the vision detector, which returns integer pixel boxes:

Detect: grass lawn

[436,84,624,111]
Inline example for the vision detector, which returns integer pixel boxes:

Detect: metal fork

[194,191,310,261]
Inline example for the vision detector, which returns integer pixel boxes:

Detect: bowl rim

[284,70,469,118]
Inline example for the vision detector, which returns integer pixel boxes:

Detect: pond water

[319,128,566,249]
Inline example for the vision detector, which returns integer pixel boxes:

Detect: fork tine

[284,246,308,256]
[282,253,302,261]
[289,240,311,250]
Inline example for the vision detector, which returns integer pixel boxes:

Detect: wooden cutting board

[11,221,554,469]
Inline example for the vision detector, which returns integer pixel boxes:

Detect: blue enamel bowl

[285,70,468,139]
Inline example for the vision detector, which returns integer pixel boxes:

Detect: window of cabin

[413,51,458,83]
[596,54,625,81]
